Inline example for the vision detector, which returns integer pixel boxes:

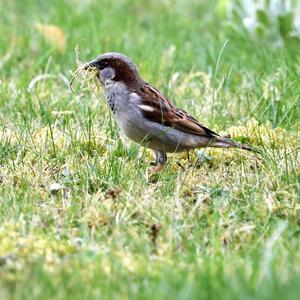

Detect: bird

[83,52,256,171]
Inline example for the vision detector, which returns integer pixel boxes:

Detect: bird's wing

[136,83,219,137]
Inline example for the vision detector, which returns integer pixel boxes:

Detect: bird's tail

[210,137,259,153]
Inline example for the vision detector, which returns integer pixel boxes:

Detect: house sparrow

[84,52,256,170]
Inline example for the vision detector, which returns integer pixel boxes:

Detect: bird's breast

[104,82,135,130]
[103,86,150,143]
[104,81,129,113]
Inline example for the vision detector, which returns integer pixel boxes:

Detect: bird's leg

[154,150,167,172]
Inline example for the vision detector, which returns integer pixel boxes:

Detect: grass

[0,0,300,299]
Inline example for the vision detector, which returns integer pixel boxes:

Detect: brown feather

[136,83,219,137]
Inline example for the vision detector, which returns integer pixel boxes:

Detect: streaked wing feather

[137,83,219,137]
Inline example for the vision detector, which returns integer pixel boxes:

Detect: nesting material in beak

[69,63,98,93]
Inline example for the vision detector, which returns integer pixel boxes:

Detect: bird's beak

[84,59,102,83]
[84,59,97,70]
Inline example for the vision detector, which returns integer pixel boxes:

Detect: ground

[0,0,300,299]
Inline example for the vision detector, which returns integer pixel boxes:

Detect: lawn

[0,0,299,299]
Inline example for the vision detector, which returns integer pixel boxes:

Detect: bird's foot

[154,163,164,173]
[147,163,165,183]
[148,163,164,174]
[148,150,167,176]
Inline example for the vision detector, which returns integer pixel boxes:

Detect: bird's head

[86,52,142,88]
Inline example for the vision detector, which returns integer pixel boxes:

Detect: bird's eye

[99,60,108,70]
